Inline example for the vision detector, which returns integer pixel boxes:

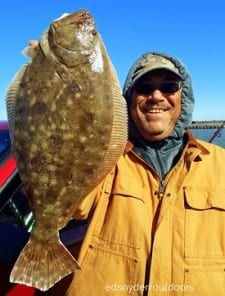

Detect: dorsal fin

[6,64,28,147]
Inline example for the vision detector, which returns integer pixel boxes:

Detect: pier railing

[190,120,225,129]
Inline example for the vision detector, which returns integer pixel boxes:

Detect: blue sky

[1,0,225,121]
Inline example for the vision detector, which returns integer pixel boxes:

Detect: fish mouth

[72,9,94,25]
[54,9,93,25]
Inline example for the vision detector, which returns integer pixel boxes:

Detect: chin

[141,126,172,141]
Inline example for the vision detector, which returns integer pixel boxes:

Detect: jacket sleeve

[72,180,104,220]
[72,165,117,220]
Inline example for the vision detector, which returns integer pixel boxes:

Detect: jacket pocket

[75,243,140,295]
[184,186,225,258]
[183,265,225,296]
[93,170,146,250]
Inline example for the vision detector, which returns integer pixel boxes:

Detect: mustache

[141,102,171,111]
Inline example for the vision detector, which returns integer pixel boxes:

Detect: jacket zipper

[155,148,166,198]
[131,150,166,198]
[158,179,166,198]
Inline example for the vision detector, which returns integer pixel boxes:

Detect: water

[191,128,225,148]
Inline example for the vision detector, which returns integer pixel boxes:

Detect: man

[38,52,225,295]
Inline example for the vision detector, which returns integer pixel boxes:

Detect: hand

[29,40,39,49]
[23,40,39,57]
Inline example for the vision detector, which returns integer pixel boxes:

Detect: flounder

[6,9,127,291]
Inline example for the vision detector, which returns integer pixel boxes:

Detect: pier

[190,120,225,129]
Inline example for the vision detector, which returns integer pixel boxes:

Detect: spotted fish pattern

[6,9,127,291]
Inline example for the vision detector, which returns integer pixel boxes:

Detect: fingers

[29,40,39,48]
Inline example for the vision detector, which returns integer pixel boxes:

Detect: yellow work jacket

[67,132,225,295]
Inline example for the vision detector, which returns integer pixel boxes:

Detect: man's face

[130,69,182,141]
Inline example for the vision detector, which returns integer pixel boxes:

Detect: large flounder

[6,10,127,291]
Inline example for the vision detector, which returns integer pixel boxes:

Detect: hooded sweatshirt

[122,51,195,179]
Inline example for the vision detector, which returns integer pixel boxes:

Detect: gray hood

[122,52,195,178]
[123,51,195,141]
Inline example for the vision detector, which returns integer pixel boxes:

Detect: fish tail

[10,236,81,291]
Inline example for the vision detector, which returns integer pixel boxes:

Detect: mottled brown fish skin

[7,9,127,291]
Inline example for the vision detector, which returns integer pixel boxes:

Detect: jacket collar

[185,129,210,155]
[125,129,210,156]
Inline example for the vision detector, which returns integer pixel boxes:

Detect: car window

[0,130,11,158]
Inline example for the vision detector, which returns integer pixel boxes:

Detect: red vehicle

[0,121,87,295]
[0,121,17,192]
[0,121,33,230]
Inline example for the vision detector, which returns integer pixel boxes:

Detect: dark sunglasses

[134,80,182,95]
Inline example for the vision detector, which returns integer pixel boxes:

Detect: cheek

[175,99,182,117]
[170,95,182,118]
[129,96,143,123]
[129,96,139,118]
[130,94,144,111]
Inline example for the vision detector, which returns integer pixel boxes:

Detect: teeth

[148,109,164,113]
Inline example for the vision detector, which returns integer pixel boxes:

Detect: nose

[146,89,164,103]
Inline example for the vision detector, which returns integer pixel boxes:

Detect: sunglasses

[134,80,182,95]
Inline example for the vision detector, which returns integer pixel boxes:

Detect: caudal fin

[10,237,81,291]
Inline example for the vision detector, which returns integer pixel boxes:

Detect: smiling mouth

[145,108,165,113]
